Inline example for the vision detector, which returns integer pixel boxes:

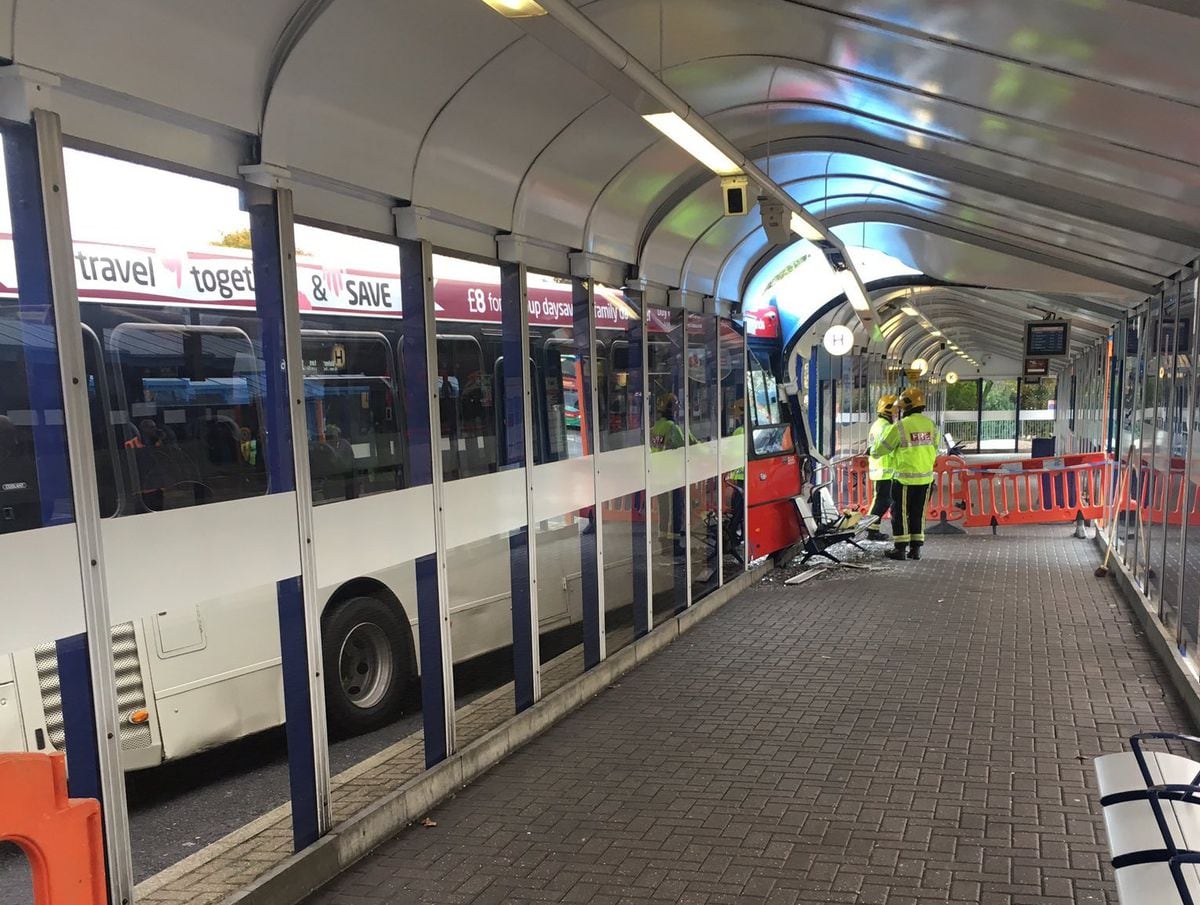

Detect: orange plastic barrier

[956,456,1109,528]
[832,451,1117,530]
[0,753,106,905]
[926,455,968,526]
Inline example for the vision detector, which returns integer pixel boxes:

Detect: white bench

[1095,733,1200,905]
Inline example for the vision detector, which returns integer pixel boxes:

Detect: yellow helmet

[877,394,898,416]
[900,387,926,411]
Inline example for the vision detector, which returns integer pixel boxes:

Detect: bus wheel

[323,596,412,737]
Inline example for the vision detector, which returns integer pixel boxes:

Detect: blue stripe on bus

[509,526,534,710]
[276,576,319,851]
[55,634,102,801]
[414,552,448,766]
[3,124,73,527]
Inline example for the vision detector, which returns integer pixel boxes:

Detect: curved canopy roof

[5,0,1197,368]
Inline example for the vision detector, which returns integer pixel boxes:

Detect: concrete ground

[305,527,1191,905]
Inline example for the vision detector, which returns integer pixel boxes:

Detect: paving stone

[304,528,1192,904]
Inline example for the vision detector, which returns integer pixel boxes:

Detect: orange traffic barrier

[830,450,1119,531]
[0,753,106,905]
[955,456,1109,528]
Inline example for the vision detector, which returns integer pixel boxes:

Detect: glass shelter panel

[1118,313,1146,567]
[0,129,92,900]
[594,283,644,655]
[720,319,746,581]
[432,254,518,737]
[648,307,686,623]
[527,271,593,694]
[687,313,719,601]
[1159,282,1190,631]
[1138,294,1166,597]
[61,148,299,884]
[1178,279,1200,655]
[290,223,437,818]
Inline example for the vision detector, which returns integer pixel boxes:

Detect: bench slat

[1097,752,1200,800]
[1116,861,1200,905]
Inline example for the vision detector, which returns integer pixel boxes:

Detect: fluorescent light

[642,112,741,176]
[919,320,932,329]
[900,306,919,317]
[789,211,826,242]
[838,270,871,312]
[930,329,942,337]
[479,0,547,16]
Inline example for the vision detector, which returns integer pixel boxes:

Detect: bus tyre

[322,596,412,737]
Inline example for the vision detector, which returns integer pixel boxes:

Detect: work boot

[907,544,922,561]
[885,544,907,561]
[865,529,886,542]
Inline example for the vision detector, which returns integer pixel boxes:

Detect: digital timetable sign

[1025,321,1070,358]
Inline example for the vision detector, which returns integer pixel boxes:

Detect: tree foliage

[214,227,252,249]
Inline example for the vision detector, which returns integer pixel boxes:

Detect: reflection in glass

[720,319,746,581]
[651,490,687,622]
[649,307,686,621]
[527,271,593,691]
[59,147,299,885]
[601,493,641,655]
[690,476,720,599]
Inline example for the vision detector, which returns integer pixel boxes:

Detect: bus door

[745,341,804,560]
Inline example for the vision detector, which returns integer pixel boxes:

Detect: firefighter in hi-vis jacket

[871,387,938,561]
[865,394,898,541]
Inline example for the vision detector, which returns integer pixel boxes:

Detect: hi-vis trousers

[891,482,931,545]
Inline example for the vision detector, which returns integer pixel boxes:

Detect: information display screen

[1025,321,1070,357]
[1024,357,1050,377]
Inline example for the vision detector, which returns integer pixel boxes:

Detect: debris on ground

[763,537,902,585]
[420,817,438,828]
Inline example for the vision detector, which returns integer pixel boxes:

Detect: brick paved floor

[305,528,1192,905]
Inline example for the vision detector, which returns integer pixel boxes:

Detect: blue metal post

[245,191,324,851]
[500,261,535,710]
[398,238,453,765]
[573,277,602,668]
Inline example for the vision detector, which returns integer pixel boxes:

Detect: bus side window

[82,324,122,518]
[301,330,404,505]
[109,323,268,514]
[493,355,545,467]
[436,334,494,480]
[0,315,48,533]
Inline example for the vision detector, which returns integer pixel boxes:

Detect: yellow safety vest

[866,417,894,481]
[873,412,938,485]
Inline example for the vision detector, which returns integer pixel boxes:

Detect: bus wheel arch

[320,579,416,738]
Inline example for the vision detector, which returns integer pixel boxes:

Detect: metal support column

[639,302,653,638]
[500,260,540,707]
[244,182,332,848]
[27,107,135,905]
[573,276,603,667]
[399,238,456,762]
